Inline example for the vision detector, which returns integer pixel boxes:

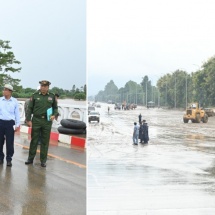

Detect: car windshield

[89,111,99,115]
[88,107,95,110]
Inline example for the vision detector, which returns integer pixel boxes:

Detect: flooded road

[88,103,215,214]
[0,132,86,215]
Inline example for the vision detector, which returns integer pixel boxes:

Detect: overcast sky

[88,0,215,95]
[0,0,86,90]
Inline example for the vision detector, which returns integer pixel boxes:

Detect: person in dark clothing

[142,120,149,143]
[138,113,142,124]
[139,121,143,143]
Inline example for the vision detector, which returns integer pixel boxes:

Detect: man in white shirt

[0,84,20,167]
[133,122,139,145]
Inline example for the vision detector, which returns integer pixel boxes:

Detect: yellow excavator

[183,103,208,123]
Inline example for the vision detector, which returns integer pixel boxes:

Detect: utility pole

[158,90,160,107]
[174,73,176,109]
[165,81,167,107]
[136,85,137,104]
[152,86,153,102]
[186,74,187,108]
[145,82,147,107]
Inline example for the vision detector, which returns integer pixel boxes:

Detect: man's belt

[34,114,47,119]
[0,119,15,122]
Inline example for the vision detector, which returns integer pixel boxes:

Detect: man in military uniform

[25,80,58,167]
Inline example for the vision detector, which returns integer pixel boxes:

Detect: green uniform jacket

[26,91,58,121]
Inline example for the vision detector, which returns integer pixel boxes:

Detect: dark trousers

[0,119,15,161]
[28,117,52,163]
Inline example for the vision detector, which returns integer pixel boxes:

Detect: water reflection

[88,103,215,213]
[21,167,50,215]
[186,134,205,140]
[0,168,11,212]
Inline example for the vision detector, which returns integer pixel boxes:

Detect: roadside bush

[74,93,86,100]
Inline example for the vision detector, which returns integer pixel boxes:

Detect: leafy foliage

[74,92,86,100]
[0,40,21,86]
[95,55,215,108]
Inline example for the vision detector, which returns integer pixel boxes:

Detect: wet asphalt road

[0,132,86,215]
[88,103,215,215]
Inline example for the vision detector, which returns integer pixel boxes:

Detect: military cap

[39,80,51,86]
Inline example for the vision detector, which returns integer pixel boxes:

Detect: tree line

[95,55,215,108]
[0,39,86,100]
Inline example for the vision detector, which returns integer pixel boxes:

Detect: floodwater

[88,103,215,215]
[58,99,86,106]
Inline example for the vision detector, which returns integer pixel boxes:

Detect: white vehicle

[88,111,100,123]
[88,106,95,114]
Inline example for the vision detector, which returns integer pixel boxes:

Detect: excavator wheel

[183,118,188,123]
[202,114,208,123]
[195,114,200,123]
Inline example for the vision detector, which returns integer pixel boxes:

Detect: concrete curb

[20,125,86,148]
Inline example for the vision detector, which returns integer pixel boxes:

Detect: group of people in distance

[133,113,149,145]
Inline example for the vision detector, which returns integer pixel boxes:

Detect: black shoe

[7,161,12,167]
[0,160,3,165]
[25,160,33,165]
[41,163,46,167]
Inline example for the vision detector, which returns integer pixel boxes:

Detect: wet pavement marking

[15,143,86,169]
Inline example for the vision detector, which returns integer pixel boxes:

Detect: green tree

[76,88,80,93]
[72,84,76,93]
[141,75,152,105]
[104,80,118,102]
[195,56,215,106]
[74,93,86,100]
[157,71,193,108]
[0,40,21,86]
[96,90,105,102]
[124,80,138,103]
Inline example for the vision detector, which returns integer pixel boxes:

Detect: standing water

[88,102,215,215]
